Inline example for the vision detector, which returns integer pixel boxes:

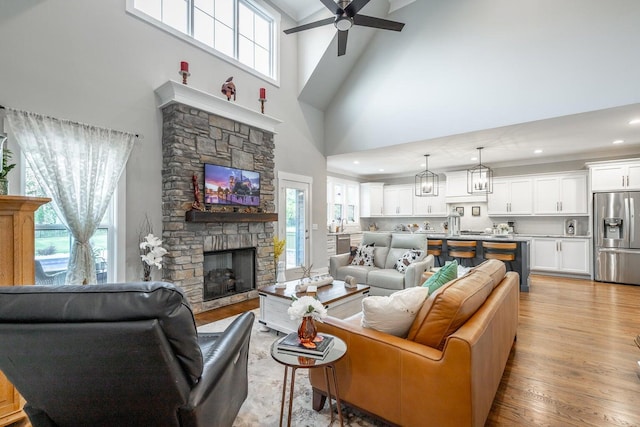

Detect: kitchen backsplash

[360,202,590,236]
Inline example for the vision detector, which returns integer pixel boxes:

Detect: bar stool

[427,239,443,267]
[447,240,477,267]
[482,241,517,271]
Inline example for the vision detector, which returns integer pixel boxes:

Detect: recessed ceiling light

[353,160,360,164]
[420,163,426,167]
[629,118,640,125]
[613,139,624,144]
[379,169,384,172]
[534,149,543,154]
[470,157,478,161]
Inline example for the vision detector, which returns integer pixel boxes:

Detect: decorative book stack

[277,332,334,359]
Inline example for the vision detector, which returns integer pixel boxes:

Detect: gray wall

[0,0,329,280]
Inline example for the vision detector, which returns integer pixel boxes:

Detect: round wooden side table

[270,334,347,427]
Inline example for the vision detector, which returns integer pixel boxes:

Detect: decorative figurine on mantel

[179,61,190,85]
[191,174,204,211]
[221,77,236,101]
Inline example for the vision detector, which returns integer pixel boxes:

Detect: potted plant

[0,148,16,195]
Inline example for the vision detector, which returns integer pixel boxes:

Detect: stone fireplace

[156,81,281,313]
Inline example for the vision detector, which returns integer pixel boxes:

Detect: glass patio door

[278,173,311,272]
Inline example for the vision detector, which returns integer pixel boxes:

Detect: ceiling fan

[283,0,405,56]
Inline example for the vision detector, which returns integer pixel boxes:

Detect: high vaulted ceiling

[272,0,640,179]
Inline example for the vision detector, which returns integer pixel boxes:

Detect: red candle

[180,61,189,72]
[260,87,266,99]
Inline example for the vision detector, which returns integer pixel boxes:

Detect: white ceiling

[272,1,640,180]
[326,103,640,179]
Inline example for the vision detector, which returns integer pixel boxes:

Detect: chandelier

[467,147,493,194]
[415,154,439,197]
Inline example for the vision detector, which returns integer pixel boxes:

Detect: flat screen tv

[204,164,260,207]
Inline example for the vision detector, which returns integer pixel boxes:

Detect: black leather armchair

[0,282,254,427]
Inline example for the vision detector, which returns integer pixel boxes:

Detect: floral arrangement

[139,233,167,281]
[497,223,510,233]
[287,295,327,322]
[273,236,285,262]
[0,148,16,180]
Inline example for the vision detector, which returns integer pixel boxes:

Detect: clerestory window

[127,0,278,81]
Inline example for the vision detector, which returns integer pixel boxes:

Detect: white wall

[324,0,640,156]
[0,0,329,280]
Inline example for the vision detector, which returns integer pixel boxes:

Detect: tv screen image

[204,164,260,206]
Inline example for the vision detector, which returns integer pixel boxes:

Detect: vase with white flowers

[287,295,328,347]
[139,233,167,281]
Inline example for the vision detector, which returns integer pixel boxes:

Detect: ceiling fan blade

[353,14,405,31]
[337,30,348,56]
[320,0,343,15]
[283,17,335,34]
[344,0,370,17]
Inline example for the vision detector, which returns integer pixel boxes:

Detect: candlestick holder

[259,98,266,114]
[178,69,190,85]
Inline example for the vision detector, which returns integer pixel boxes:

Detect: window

[25,165,114,285]
[327,177,360,228]
[128,0,279,81]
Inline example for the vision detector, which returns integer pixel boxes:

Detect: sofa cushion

[350,244,375,266]
[471,259,507,289]
[334,265,375,285]
[367,269,406,291]
[406,269,497,350]
[394,249,425,273]
[361,286,430,337]
[384,233,428,269]
[422,260,458,294]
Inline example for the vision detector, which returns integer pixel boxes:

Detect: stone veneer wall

[161,102,276,313]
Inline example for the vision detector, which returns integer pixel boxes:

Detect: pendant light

[467,147,493,194]
[415,154,439,197]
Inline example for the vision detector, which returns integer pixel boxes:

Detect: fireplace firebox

[203,247,256,301]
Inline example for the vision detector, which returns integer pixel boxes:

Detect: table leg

[279,366,288,427]
[287,367,298,427]
[323,366,335,424]
[328,364,344,426]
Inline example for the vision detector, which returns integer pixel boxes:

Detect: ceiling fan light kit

[467,147,494,194]
[283,0,405,56]
[415,154,439,197]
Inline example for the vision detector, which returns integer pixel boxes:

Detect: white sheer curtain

[6,109,135,284]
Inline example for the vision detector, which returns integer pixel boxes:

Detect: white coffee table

[258,280,370,334]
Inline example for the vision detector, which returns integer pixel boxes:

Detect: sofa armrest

[329,253,351,277]
[181,311,254,427]
[404,254,434,287]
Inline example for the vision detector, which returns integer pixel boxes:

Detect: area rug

[198,310,387,426]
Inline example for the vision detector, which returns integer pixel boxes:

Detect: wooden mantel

[154,80,282,133]
[185,210,278,223]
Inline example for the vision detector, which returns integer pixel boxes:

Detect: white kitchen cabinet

[413,183,447,216]
[590,161,640,191]
[487,177,533,215]
[533,172,587,215]
[445,171,487,203]
[531,237,590,275]
[360,183,384,217]
[383,185,414,216]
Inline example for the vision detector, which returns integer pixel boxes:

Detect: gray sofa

[329,232,433,296]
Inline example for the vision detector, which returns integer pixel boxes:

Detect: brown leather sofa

[310,259,519,427]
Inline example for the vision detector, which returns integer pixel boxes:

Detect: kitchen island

[421,233,531,292]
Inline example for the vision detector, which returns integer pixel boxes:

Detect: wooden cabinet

[488,177,533,215]
[413,183,447,216]
[360,183,384,217]
[531,237,591,275]
[383,185,413,216]
[590,161,640,191]
[533,172,588,215]
[0,195,50,426]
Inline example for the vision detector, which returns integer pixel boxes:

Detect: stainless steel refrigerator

[594,191,640,285]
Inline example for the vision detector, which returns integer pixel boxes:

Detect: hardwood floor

[195,275,640,426]
[487,274,640,426]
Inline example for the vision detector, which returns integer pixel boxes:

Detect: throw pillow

[361,286,430,337]
[394,249,425,273]
[350,244,375,267]
[422,260,458,294]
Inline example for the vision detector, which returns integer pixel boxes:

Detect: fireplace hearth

[203,247,255,301]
